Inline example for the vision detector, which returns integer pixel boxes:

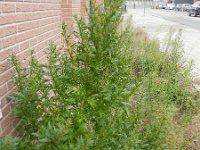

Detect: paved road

[125,8,200,80]
[150,9,200,31]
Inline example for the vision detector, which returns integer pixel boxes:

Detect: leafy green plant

[129,28,200,149]
[1,0,199,149]
[0,136,26,150]
[8,0,135,149]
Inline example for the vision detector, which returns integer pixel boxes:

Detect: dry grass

[185,115,200,150]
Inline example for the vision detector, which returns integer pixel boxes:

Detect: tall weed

[7,0,135,149]
[1,0,199,149]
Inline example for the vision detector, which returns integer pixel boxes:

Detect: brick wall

[62,0,73,26]
[0,0,87,138]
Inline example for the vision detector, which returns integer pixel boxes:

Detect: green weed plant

[1,0,199,149]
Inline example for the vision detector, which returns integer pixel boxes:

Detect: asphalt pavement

[150,9,200,31]
[125,8,200,81]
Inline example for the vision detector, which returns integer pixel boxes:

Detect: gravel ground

[125,8,200,81]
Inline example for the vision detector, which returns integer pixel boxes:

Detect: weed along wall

[1,0,200,149]
[0,0,87,138]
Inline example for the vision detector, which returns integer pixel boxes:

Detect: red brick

[0,45,19,61]
[1,35,17,49]
[1,113,13,130]
[0,69,14,85]
[0,114,14,137]
[0,98,8,110]
[0,84,8,97]
[2,3,15,13]
[0,25,17,38]
[0,14,16,25]
[0,0,86,138]
[0,60,10,74]
[19,41,30,51]
[1,103,11,118]
[7,80,15,92]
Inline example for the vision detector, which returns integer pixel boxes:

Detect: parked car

[181,3,192,11]
[175,3,182,11]
[159,2,167,9]
[166,3,176,10]
[189,1,200,17]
